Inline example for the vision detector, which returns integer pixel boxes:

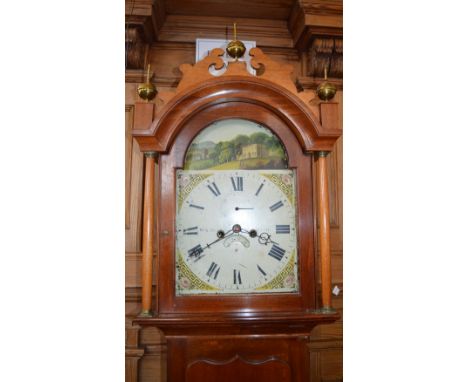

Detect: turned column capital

[144,151,157,159]
[317,151,330,158]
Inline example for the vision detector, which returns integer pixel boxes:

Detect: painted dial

[175,169,298,295]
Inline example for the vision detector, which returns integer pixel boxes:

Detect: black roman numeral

[187,244,203,259]
[189,203,204,210]
[268,245,286,261]
[257,264,267,276]
[233,269,242,285]
[269,200,284,212]
[255,183,264,196]
[276,224,290,234]
[207,182,221,196]
[183,226,198,235]
[206,262,220,279]
[230,176,243,191]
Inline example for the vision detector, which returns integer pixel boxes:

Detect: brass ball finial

[137,64,157,101]
[226,23,246,61]
[316,67,337,101]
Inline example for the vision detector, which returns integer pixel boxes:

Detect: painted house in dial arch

[237,143,269,160]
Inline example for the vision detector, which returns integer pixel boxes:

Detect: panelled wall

[125,1,342,381]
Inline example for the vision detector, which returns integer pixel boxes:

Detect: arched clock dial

[175,169,298,295]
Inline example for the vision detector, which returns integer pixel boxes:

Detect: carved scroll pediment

[177,48,225,90]
[156,47,317,108]
[249,47,295,93]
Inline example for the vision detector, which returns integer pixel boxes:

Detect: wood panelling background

[125,106,144,253]
[164,0,296,20]
[125,1,342,381]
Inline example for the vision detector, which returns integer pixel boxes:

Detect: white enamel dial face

[175,169,298,295]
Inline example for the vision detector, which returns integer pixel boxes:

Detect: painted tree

[232,134,250,156]
[249,132,269,145]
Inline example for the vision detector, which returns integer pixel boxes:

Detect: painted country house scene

[184,119,288,170]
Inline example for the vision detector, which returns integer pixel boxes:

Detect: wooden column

[140,151,156,317]
[317,151,334,313]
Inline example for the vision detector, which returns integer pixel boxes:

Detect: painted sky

[193,119,274,144]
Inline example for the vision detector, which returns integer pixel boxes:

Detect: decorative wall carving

[308,37,342,78]
[125,26,146,70]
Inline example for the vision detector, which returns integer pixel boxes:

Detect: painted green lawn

[210,158,272,170]
[186,159,215,170]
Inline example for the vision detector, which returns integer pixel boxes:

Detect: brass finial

[316,67,337,101]
[226,22,246,61]
[137,64,157,101]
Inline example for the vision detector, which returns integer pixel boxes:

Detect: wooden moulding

[155,101,318,315]
[288,0,343,51]
[134,311,339,337]
[132,48,341,153]
[134,79,335,152]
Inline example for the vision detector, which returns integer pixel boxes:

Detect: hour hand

[204,229,234,249]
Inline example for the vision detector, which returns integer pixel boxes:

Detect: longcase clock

[132,48,342,382]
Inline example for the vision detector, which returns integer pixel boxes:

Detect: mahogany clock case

[131,68,342,382]
[157,100,317,315]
